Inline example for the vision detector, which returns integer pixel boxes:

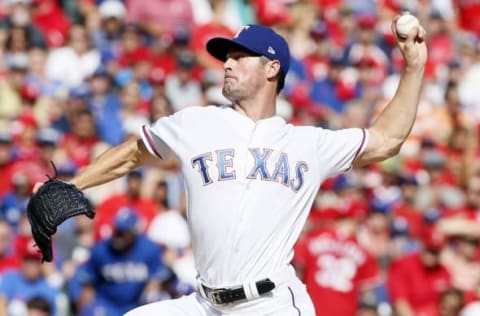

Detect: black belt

[202,278,276,305]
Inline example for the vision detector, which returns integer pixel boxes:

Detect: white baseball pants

[124,265,315,316]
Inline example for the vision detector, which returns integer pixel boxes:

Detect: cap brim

[206,37,260,62]
[206,38,231,62]
[114,225,133,232]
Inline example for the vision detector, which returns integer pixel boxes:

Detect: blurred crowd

[0,0,479,315]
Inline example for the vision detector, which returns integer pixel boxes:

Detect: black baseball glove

[26,164,95,262]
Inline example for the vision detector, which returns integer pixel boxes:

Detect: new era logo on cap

[268,46,276,55]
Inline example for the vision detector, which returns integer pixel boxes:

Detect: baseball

[395,14,419,39]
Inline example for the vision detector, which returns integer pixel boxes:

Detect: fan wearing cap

[34,127,61,178]
[0,236,59,316]
[302,20,331,82]
[33,18,428,315]
[70,208,169,315]
[345,14,389,85]
[93,0,126,59]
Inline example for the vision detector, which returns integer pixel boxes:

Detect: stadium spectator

[31,0,71,48]
[387,227,451,316]
[118,81,150,138]
[118,54,154,105]
[313,3,357,49]
[284,81,325,127]
[27,127,61,181]
[0,132,15,198]
[45,24,100,89]
[69,208,169,315]
[92,0,127,63]
[59,109,104,168]
[253,0,291,26]
[453,0,480,37]
[114,23,150,70]
[94,170,157,240]
[457,36,480,125]
[147,35,176,94]
[441,233,480,305]
[149,94,173,123]
[5,25,32,60]
[345,14,388,85]
[13,112,40,163]
[164,50,203,111]
[55,214,95,279]
[0,0,46,49]
[391,174,423,239]
[0,171,32,231]
[125,0,194,37]
[24,46,50,99]
[26,296,52,316]
[358,206,391,268]
[0,220,19,273]
[86,65,123,146]
[0,237,59,316]
[293,203,380,316]
[189,0,235,71]
[439,288,464,316]
[424,10,454,82]
[0,53,28,120]
[310,54,352,113]
[357,291,381,316]
[49,84,90,134]
[302,20,332,83]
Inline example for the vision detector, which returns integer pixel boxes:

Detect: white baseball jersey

[140,105,367,288]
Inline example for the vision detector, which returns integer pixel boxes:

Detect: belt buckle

[209,288,227,306]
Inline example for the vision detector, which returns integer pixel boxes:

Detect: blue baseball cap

[114,207,139,232]
[206,24,290,89]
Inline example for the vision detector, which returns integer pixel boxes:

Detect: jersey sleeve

[316,128,368,177]
[140,110,183,160]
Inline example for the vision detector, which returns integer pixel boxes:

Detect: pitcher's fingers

[32,182,43,194]
[404,25,420,45]
[417,25,427,42]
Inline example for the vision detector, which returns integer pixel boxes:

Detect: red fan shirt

[388,253,451,316]
[294,227,379,316]
[454,0,480,37]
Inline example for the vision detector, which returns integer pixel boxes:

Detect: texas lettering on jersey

[191,147,309,192]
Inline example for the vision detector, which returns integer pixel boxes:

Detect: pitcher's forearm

[371,66,424,144]
[70,138,146,190]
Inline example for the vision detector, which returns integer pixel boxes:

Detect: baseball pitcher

[27,16,427,316]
